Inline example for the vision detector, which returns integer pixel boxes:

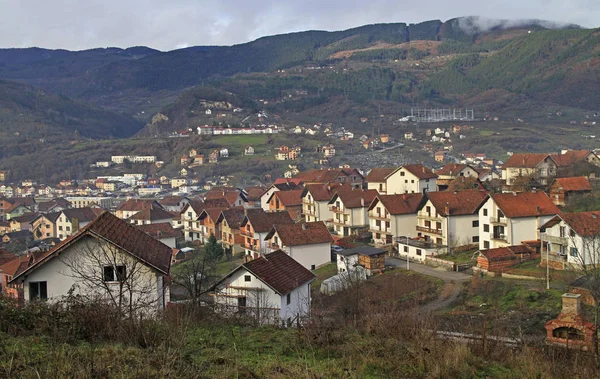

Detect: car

[331,244,344,253]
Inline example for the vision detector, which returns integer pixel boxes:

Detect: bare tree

[59,236,162,316]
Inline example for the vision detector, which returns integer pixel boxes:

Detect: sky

[1,0,599,51]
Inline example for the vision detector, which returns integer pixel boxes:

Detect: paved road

[386,257,471,312]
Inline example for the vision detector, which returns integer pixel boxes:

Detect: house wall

[19,237,166,313]
[261,187,278,211]
[337,253,359,273]
[397,241,441,262]
[387,169,419,194]
[287,242,331,270]
[32,216,56,240]
[544,221,592,266]
[367,181,386,194]
[159,237,177,249]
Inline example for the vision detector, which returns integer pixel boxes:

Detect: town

[1,145,600,353]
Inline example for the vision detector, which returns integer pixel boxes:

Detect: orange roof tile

[365,168,397,182]
[402,164,438,179]
[425,189,487,216]
[504,153,554,168]
[331,189,379,209]
[551,176,592,192]
[265,221,333,246]
[368,194,425,215]
[491,192,560,218]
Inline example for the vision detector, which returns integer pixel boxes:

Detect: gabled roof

[446,177,486,192]
[38,198,71,213]
[0,255,29,277]
[302,182,352,202]
[158,195,189,207]
[490,192,560,218]
[294,168,363,184]
[542,212,600,237]
[365,168,397,182]
[183,198,231,218]
[11,212,40,224]
[272,181,303,191]
[244,186,267,201]
[551,150,595,167]
[265,222,333,246]
[550,177,592,192]
[477,247,519,262]
[504,153,555,168]
[128,206,174,222]
[241,209,294,233]
[218,207,246,229]
[61,207,104,223]
[368,193,425,215]
[329,189,378,209]
[136,222,183,239]
[199,207,228,223]
[224,250,316,295]
[424,189,487,216]
[434,164,473,177]
[204,187,246,206]
[11,211,172,282]
[268,189,303,207]
[117,199,162,212]
[401,164,438,179]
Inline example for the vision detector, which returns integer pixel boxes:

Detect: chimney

[444,202,450,216]
[561,293,582,317]
[536,205,541,215]
[522,156,526,165]
[361,198,365,207]
[422,166,425,173]
[302,223,306,231]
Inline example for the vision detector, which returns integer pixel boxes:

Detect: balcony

[417,212,440,221]
[416,226,443,235]
[370,226,391,235]
[368,211,390,221]
[545,235,569,245]
[490,233,508,242]
[489,216,507,225]
[242,243,258,251]
[303,207,316,216]
[332,218,350,226]
[240,229,254,238]
[329,206,344,213]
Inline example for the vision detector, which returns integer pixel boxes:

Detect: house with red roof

[260,181,303,211]
[210,250,315,325]
[328,189,378,237]
[366,165,437,195]
[240,209,294,259]
[266,189,303,221]
[416,189,487,249]
[301,182,352,224]
[368,193,425,245]
[136,222,183,249]
[216,208,247,255]
[9,212,172,313]
[181,198,231,242]
[540,211,600,268]
[478,191,560,250]
[503,153,558,186]
[551,150,600,169]
[549,176,592,206]
[264,221,333,270]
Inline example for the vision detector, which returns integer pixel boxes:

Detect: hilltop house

[210,250,315,325]
[503,153,557,186]
[328,189,378,237]
[368,193,425,245]
[478,191,560,250]
[9,212,171,314]
[239,209,294,259]
[265,221,333,270]
[415,189,487,248]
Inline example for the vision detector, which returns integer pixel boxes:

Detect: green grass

[503,260,578,285]
[311,262,337,291]
[436,248,478,264]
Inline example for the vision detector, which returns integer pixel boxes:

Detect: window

[403,246,408,253]
[472,220,479,227]
[45,224,50,229]
[483,209,488,216]
[411,180,415,183]
[472,236,479,243]
[103,265,126,282]
[400,171,405,176]
[405,180,408,183]
[244,275,251,282]
[66,226,71,232]
[29,281,47,300]
[311,265,316,270]
[187,212,192,218]
[483,224,489,232]
[286,293,291,305]
[484,241,490,249]
[416,249,422,256]
[570,247,579,257]
[570,229,576,237]
[58,226,63,231]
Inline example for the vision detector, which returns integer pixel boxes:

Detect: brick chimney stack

[561,293,582,318]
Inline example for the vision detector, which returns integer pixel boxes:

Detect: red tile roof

[368,193,425,215]
[477,247,518,262]
[546,212,600,237]
[62,207,105,223]
[265,221,333,246]
[204,187,244,206]
[434,164,472,177]
[504,153,554,168]
[294,168,363,184]
[331,189,379,209]
[128,206,175,221]
[551,177,592,192]
[241,250,316,295]
[218,207,246,229]
[425,189,487,216]
[365,168,397,182]
[117,199,162,212]
[136,222,183,239]
[158,195,188,206]
[491,192,560,218]
[241,209,294,233]
[270,189,303,207]
[200,207,228,223]
[402,164,438,179]
[0,255,29,276]
[11,211,172,282]
[244,186,267,201]
[551,150,595,167]
[0,248,18,266]
[302,183,352,202]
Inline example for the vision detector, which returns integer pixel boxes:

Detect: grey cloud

[0,0,598,51]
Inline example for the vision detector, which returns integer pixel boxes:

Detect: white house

[220,148,229,158]
[416,189,487,247]
[56,208,104,241]
[210,250,315,325]
[541,211,600,268]
[264,221,333,270]
[10,212,172,314]
[366,165,437,195]
[136,222,183,249]
[328,189,378,237]
[301,182,350,224]
[368,193,425,245]
[478,191,561,250]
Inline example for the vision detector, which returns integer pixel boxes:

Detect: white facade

[386,167,436,194]
[212,267,312,325]
[417,199,479,246]
[302,192,333,224]
[18,238,168,313]
[336,252,359,273]
[65,197,113,209]
[369,203,417,245]
[268,230,331,270]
